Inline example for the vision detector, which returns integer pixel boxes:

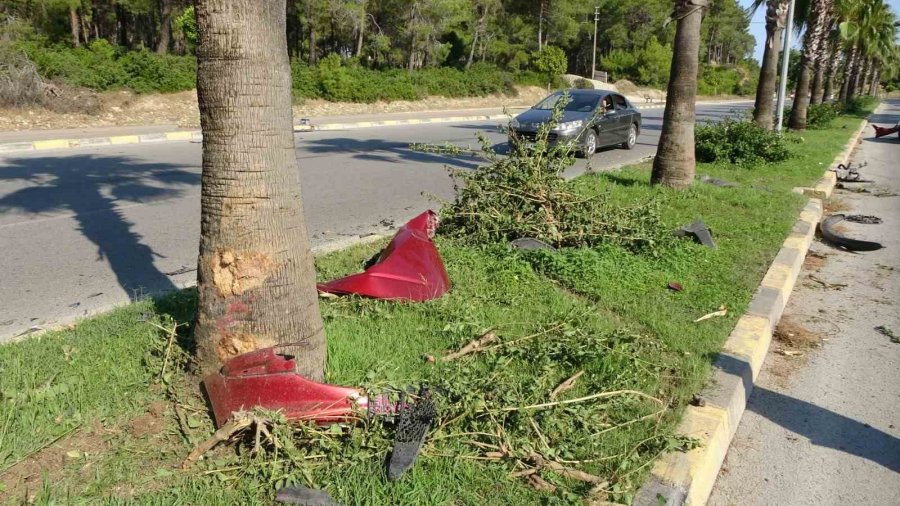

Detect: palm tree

[752,0,790,129]
[651,0,708,188]
[839,0,896,101]
[789,0,833,130]
[194,0,327,379]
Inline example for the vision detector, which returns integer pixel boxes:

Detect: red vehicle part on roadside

[872,123,900,138]
[203,346,396,428]
[317,210,450,301]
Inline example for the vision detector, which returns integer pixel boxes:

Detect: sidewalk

[709,100,900,505]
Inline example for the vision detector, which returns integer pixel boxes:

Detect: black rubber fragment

[387,388,436,480]
[275,487,341,506]
[510,237,557,251]
[674,219,717,249]
[819,214,883,251]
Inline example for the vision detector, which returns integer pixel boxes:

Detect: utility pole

[592,6,599,80]
[775,0,795,133]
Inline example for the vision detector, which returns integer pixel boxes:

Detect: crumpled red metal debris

[317,210,450,301]
[204,346,387,428]
[872,124,900,138]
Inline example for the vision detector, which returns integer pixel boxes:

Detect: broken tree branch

[441,330,499,361]
[181,415,253,469]
[549,370,584,399]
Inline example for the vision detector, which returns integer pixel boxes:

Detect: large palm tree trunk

[789,0,831,130]
[838,45,856,102]
[651,0,707,188]
[194,0,327,379]
[753,0,788,129]
[821,42,838,102]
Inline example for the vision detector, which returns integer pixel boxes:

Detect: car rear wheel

[622,123,637,150]
[580,130,598,158]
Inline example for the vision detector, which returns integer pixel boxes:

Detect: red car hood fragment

[203,346,396,428]
[317,210,450,301]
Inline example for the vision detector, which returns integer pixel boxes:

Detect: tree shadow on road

[716,354,900,473]
[300,137,483,170]
[0,154,199,300]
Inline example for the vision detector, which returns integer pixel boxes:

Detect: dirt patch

[803,250,829,270]
[0,419,111,502]
[824,197,851,214]
[129,401,169,439]
[769,316,823,386]
[0,86,548,132]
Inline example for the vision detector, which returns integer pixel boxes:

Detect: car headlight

[554,120,584,131]
[509,118,521,128]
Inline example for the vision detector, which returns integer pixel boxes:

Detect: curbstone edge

[634,113,870,506]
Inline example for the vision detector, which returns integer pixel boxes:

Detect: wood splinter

[440,330,499,362]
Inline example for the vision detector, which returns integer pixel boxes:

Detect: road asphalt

[709,100,900,505]
[0,101,751,341]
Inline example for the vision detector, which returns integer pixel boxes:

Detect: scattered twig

[694,305,727,322]
[499,389,664,413]
[875,325,899,343]
[181,415,253,469]
[440,330,499,361]
[807,274,847,290]
[145,320,180,380]
[549,370,584,399]
[527,473,557,492]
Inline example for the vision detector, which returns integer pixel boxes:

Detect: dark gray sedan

[508,89,641,157]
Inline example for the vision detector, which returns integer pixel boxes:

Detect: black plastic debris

[844,214,883,224]
[819,214,883,251]
[698,174,739,188]
[832,162,873,183]
[387,388,436,480]
[276,486,341,506]
[674,220,717,249]
[510,237,557,251]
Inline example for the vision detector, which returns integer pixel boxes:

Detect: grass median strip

[0,113,868,504]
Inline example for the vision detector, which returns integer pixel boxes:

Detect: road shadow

[0,154,199,299]
[301,137,482,170]
[749,386,900,473]
[716,354,900,473]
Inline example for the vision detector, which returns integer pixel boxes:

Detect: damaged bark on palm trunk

[194,0,326,380]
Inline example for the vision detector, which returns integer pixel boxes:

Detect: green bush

[804,103,840,129]
[20,39,195,93]
[573,78,594,89]
[531,45,567,80]
[695,118,792,166]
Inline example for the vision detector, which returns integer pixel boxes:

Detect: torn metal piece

[819,214,884,252]
[387,388,436,480]
[872,123,900,138]
[317,211,450,301]
[510,237,557,251]
[667,282,684,292]
[203,346,397,428]
[276,487,341,506]
[674,219,717,249]
[698,174,739,187]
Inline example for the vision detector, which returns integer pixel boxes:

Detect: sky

[740,0,900,63]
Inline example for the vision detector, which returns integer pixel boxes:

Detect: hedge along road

[0,101,752,342]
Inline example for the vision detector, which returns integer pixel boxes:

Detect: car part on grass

[674,219,717,249]
[832,163,873,183]
[844,214,883,224]
[698,174,739,187]
[387,387,437,480]
[204,346,402,428]
[510,237,557,251]
[317,211,450,302]
[819,214,883,251]
[276,486,341,506]
[872,123,900,138]
[667,282,684,292]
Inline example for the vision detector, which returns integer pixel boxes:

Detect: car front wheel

[580,129,598,158]
[622,123,637,150]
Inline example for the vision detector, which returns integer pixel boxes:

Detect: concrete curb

[0,104,672,154]
[633,116,870,506]
[2,233,387,344]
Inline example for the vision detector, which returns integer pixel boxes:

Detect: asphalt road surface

[0,101,751,341]
[709,100,900,505]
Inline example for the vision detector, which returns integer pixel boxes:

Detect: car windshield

[533,93,602,112]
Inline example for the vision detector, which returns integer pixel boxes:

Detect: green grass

[0,112,869,504]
